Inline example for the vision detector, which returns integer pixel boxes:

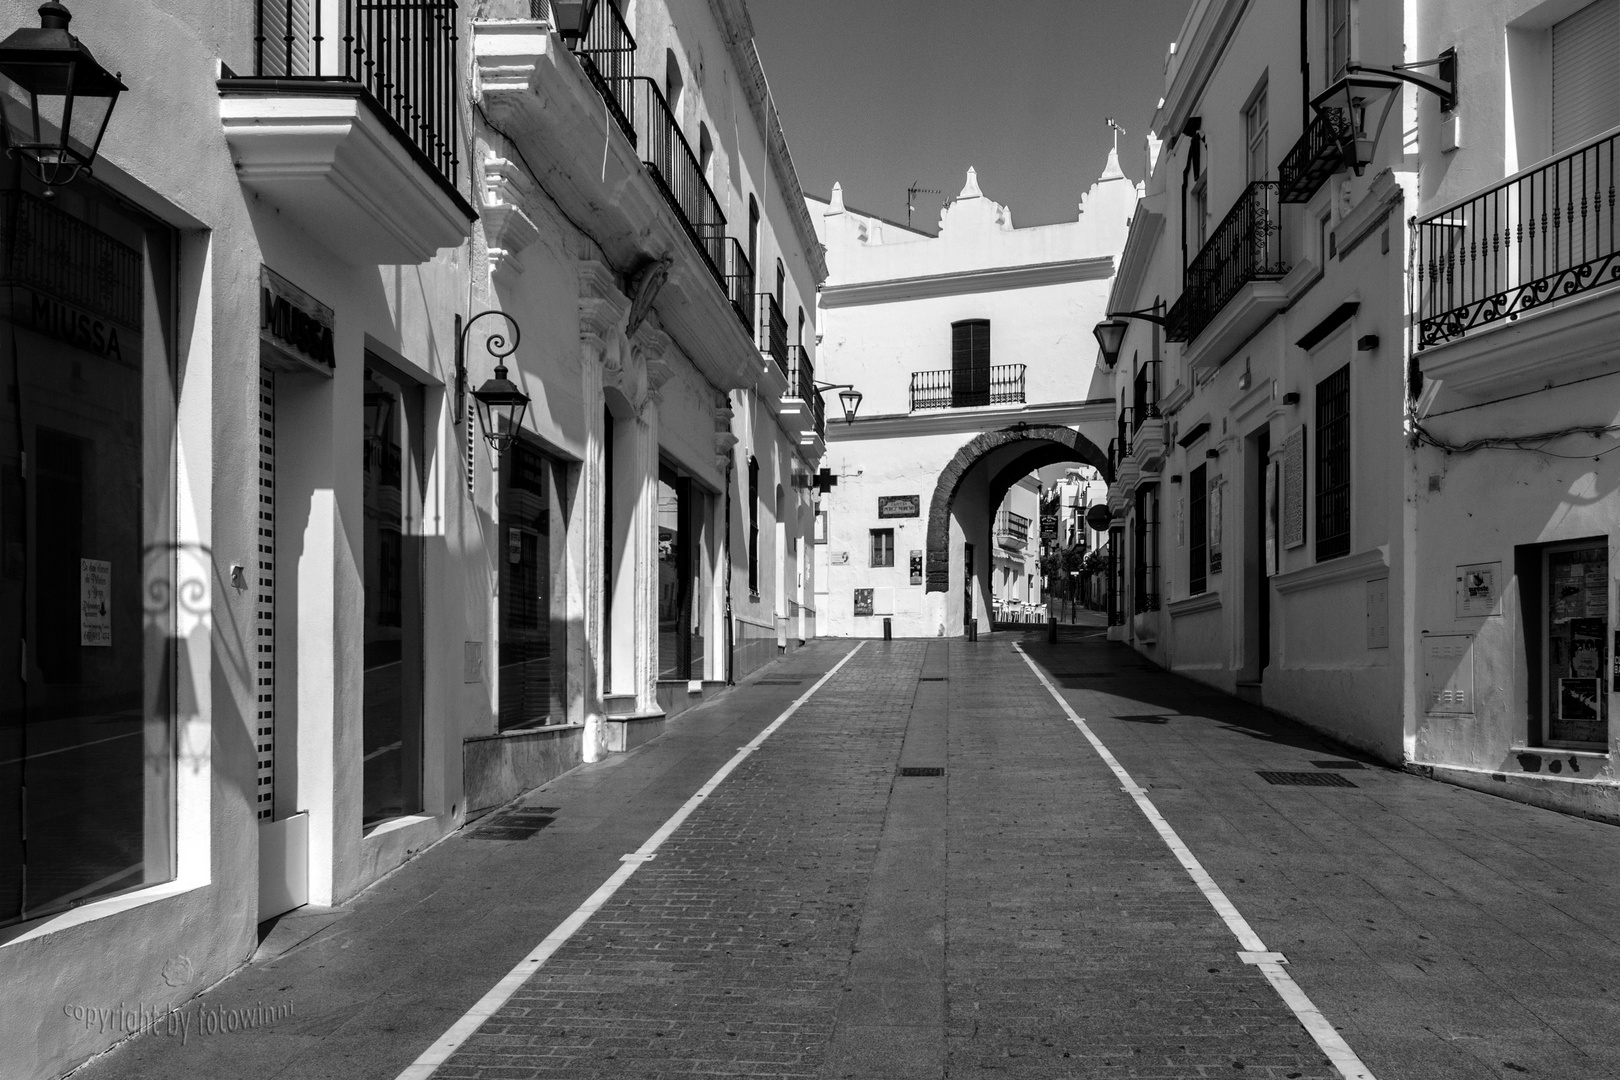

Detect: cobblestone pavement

[72,630,1620,1080]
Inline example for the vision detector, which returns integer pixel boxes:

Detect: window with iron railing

[563,0,635,142]
[251,0,460,188]
[1117,406,1134,457]
[632,77,726,287]
[724,238,753,332]
[1279,106,1354,203]
[1166,181,1287,345]
[1415,127,1620,349]
[757,293,788,378]
[996,510,1031,549]
[1315,365,1351,561]
[1132,363,1161,431]
[909,364,1026,410]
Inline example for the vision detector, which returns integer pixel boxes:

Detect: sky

[750,0,1195,231]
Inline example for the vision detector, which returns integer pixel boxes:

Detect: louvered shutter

[951,321,990,407]
[1553,0,1620,153]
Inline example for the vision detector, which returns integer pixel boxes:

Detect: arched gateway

[924,423,1113,592]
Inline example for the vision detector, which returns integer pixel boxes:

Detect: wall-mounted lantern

[814,381,863,425]
[457,310,528,454]
[550,0,600,43]
[0,3,126,196]
[1093,299,1167,370]
[1313,50,1457,174]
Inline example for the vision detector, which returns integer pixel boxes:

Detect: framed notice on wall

[909,550,923,586]
[1282,426,1306,549]
[878,495,920,518]
[853,588,874,617]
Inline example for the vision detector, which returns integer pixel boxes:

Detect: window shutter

[1553,0,1620,153]
[951,321,990,407]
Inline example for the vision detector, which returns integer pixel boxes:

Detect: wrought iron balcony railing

[1116,406,1134,458]
[565,0,636,143]
[724,238,753,332]
[631,77,726,287]
[1278,107,1354,204]
[252,0,460,186]
[996,511,1031,549]
[757,293,788,378]
[786,345,824,437]
[1165,181,1287,344]
[1131,360,1160,427]
[909,364,1026,410]
[1415,127,1620,349]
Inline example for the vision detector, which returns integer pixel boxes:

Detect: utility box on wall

[1423,633,1475,715]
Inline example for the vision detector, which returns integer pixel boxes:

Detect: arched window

[664,50,684,123]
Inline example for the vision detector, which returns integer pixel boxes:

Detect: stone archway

[924,424,1112,592]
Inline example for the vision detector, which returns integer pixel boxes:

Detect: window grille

[1189,464,1208,595]
[1315,365,1351,561]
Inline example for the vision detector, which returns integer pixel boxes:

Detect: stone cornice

[578,260,629,343]
[481,152,540,279]
[821,257,1116,309]
[826,398,1117,442]
[1273,547,1389,595]
[1168,591,1222,617]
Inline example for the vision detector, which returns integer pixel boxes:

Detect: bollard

[1048,615,1058,644]
[967,619,979,642]
[883,617,892,641]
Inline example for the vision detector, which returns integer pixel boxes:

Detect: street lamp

[814,381,863,425]
[456,310,529,454]
[1092,300,1167,369]
[0,3,126,196]
[1313,50,1457,175]
[550,0,600,43]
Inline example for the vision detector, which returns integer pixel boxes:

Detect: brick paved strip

[395,642,867,1080]
[1011,642,1377,1080]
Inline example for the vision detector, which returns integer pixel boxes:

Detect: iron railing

[1132,361,1160,427]
[786,346,825,437]
[909,364,1026,410]
[1279,107,1354,203]
[996,511,1031,549]
[1415,127,1620,349]
[565,0,635,143]
[1116,406,1134,458]
[757,294,788,377]
[631,77,726,287]
[1166,180,1287,344]
[253,0,460,186]
[724,238,753,332]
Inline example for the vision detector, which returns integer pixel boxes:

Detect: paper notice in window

[80,558,111,647]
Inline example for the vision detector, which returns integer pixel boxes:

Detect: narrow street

[77,630,1620,1080]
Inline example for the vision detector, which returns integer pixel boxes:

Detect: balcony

[782,345,825,445]
[566,0,635,142]
[909,364,1027,411]
[724,239,753,333]
[630,77,727,288]
[1279,107,1354,204]
[1165,181,1289,361]
[1414,126,1620,395]
[995,511,1031,551]
[757,294,788,379]
[220,0,476,264]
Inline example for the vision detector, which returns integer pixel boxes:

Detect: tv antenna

[906,182,940,229]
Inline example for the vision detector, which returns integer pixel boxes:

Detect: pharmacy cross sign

[812,467,838,495]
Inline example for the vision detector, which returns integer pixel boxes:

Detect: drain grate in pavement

[899,766,944,777]
[1311,759,1366,769]
[468,807,558,840]
[755,679,803,685]
[1256,771,1358,788]
[918,676,948,682]
[1115,714,1170,724]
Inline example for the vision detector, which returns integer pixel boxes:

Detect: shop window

[1314,364,1351,561]
[0,180,178,931]
[362,358,425,827]
[658,464,706,680]
[951,319,990,407]
[870,529,895,568]
[499,438,570,729]
[1519,538,1611,749]
[1189,464,1208,595]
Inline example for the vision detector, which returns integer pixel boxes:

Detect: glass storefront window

[499,438,568,730]
[1544,542,1610,748]
[0,178,177,931]
[361,359,424,827]
[658,465,706,680]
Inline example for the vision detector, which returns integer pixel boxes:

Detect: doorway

[963,542,976,633]
[1253,427,1272,677]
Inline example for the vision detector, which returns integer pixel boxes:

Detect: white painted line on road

[1013,643,1376,1080]
[394,642,867,1080]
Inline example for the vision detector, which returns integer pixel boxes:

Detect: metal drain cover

[1116,714,1171,724]
[1311,759,1366,769]
[469,807,558,840]
[918,676,948,682]
[899,766,944,777]
[1257,771,1357,788]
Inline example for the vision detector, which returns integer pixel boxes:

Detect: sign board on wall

[260,266,336,375]
[80,558,111,646]
[1040,514,1058,541]
[1455,562,1502,618]
[909,550,923,586]
[1282,426,1306,549]
[878,495,920,518]
[853,588,874,617]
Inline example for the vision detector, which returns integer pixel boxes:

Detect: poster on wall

[1455,562,1502,618]
[877,495,921,518]
[909,550,923,586]
[1208,478,1223,574]
[80,558,111,647]
[853,588,874,617]
[1282,427,1306,549]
